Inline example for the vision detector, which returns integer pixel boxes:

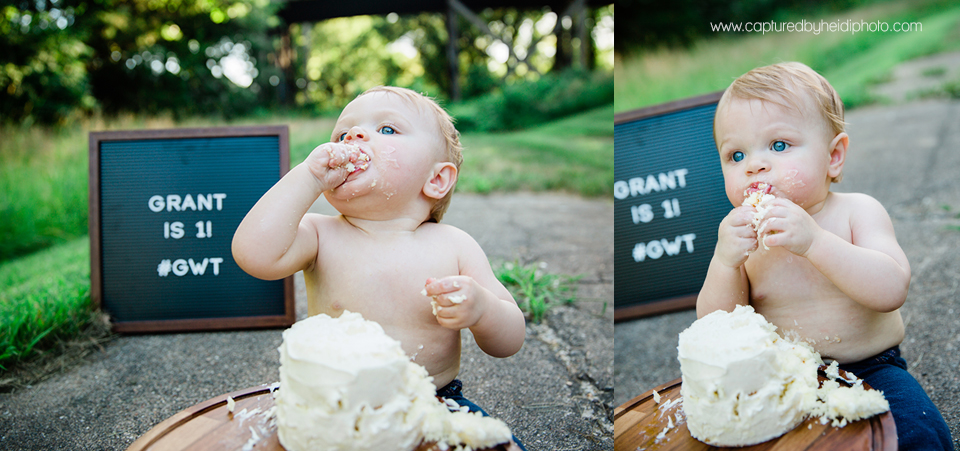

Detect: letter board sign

[89,126,295,333]
[614,92,728,321]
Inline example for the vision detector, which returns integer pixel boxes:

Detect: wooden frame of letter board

[89,126,294,333]
[614,91,725,322]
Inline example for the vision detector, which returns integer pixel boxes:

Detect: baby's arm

[423,231,525,358]
[232,143,360,280]
[761,194,910,312]
[697,207,756,317]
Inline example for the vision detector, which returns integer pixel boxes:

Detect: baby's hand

[303,142,367,190]
[755,198,822,257]
[716,206,759,268]
[422,276,486,330]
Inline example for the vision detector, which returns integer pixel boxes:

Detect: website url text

[710,19,922,35]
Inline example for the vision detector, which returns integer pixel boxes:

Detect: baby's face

[714,96,835,209]
[326,92,445,203]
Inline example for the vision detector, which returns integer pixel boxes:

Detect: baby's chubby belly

[753,293,904,363]
[747,248,904,363]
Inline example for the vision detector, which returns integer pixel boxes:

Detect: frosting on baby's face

[325,92,446,207]
[715,96,837,211]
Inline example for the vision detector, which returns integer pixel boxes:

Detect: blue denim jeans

[839,346,954,451]
[437,379,527,451]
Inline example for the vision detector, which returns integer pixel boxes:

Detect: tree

[1,1,91,125]
[0,0,283,125]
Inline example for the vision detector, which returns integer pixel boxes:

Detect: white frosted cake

[274,311,511,451]
[678,305,820,446]
[678,306,890,446]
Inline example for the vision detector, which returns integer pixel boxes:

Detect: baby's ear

[423,162,458,200]
[827,132,849,180]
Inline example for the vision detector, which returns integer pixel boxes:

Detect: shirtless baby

[698,62,952,450]
[232,86,527,449]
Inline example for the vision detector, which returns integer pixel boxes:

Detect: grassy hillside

[615,0,960,113]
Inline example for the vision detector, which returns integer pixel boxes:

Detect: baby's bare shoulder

[417,222,489,259]
[830,191,884,207]
[829,192,891,222]
[417,221,474,241]
[829,192,901,249]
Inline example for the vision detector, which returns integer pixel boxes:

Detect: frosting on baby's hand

[742,183,776,250]
[328,143,371,173]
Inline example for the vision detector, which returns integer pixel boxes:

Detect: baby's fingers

[324,144,351,168]
[422,276,466,297]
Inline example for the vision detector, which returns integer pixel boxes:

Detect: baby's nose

[746,155,769,174]
[345,126,367,141]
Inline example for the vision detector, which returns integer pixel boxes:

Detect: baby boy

[698,62,952,449]
[232,86,527,449]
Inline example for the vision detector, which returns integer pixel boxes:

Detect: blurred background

[615,0,960,112]
[0,0,612,377]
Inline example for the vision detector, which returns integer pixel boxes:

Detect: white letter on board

[149,195,165,212]
[181,194,197,211]
[213,193,227,210]
[166,195,182,212]
[209,257,223,275]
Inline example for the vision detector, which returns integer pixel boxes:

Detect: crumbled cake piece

[742,183,777,250]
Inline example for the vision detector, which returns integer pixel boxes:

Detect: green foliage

[616,0,899,54]
[494,260,579,323]
[944,77,960,99]
[0,0,283,125]
[84,0,283,119]
[450,69,613,132]
[821,4,960,108]
[458,104,614,197]
[293,16,413,112]
[0,123,88,261]
[0,237,93,370]
[0,4,93,126]
[615,0,960,113]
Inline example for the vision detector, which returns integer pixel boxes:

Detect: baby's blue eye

[379,126,396,135]
[772,141,788,152]
[732,151,744,162]
[337,132,347,141]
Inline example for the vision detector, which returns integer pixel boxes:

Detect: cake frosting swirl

[678,305,890,446]
[678,305,820,446]
[274,311,511,451]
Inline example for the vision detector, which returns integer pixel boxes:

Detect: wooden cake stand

[126,385,510,451]
[614,370,896,450]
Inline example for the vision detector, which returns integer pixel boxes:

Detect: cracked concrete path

[0,192,613,451]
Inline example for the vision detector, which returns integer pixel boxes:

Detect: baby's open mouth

[743,182,773,197]
[343,145,372,173]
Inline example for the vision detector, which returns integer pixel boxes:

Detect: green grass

[0,125,89,262]
[493,260,580,323]
[0,237,96,371]
[615,0,960,113]
[457,105,613,196]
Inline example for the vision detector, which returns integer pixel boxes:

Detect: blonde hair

[717,62,846,182]
[358,86,463,222]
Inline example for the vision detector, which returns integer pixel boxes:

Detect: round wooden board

[614,370,896,451]
[126,385,510,451]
